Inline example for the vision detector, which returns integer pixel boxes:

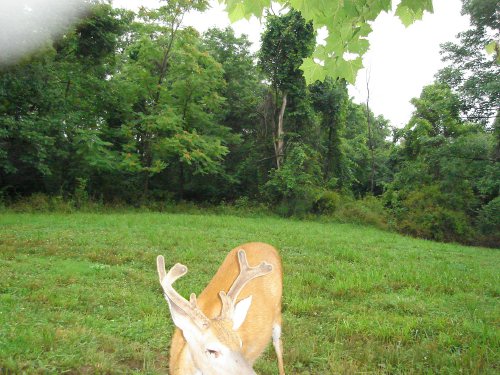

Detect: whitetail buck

[156,242,284,375]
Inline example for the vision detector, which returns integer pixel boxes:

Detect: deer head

[157,249,273,375]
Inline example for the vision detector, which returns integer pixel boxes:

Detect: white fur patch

[272,324,281,342]
[233,295,253,330]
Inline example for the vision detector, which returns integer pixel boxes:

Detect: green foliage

[394,185,473,242]
[73,177,89,209]
[477,196,500,236]
[309,78,351,187]
[343,102,393,196]
[202,27,262,135]
[462,0,500,62]
[10,192,51,212]
[9,193,73,213]
[403,83,462,158]
[74,4,131,63]
[437,0,499,126]
[263,144,320,199]
[334,195,388,229]
[258,9,316,168]
[263,143,322,216]
[200,28,263,199]
[386,82,498,245]
[395,0,434,27]
[259,9,315,93]
[462,0,499,30]
[106,5,233,198]
[221,0,434,83]
[0,1,497,248]
[312,190,341,215]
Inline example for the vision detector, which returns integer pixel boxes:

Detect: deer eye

[206,348,221,359]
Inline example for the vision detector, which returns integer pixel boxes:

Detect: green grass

[0,212,498,374]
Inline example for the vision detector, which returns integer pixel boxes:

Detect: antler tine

[218,291,235,321]
[156,255,210,329]
[219,250,273,321]
[227,249,273,300]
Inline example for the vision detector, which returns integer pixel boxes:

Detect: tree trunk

[274,92,287,169]
[143,172,150,198]
[366,77,375,194]
[179,163,185,200]
[324,123,334,181]
[141,130,152,199]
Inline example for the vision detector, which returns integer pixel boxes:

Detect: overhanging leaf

[396,0,433,27]
[347,38,370,55]
[226,2,246,22]
[334,56,363,84]
[220,0,435,82]
[485,41,497,56]
[243,0,270,19]
[224,0,271,21]
[300,57,327,84]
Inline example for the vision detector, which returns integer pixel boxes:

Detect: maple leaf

[300,58,327,84]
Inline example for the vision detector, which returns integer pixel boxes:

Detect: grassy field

[0,212,498,374]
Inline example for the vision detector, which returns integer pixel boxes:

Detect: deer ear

[165,297,206,345]
[232,295,252,330]
[165,297,195,332]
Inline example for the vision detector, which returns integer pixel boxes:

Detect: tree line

[0,0,498,246]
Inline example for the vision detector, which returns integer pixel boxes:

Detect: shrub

[234,196,251,210]
[231,197,270,216]
[399,206,472,242]
[73,177,89,209]
[262,144,322,217]
[11,193,51,212]
[312,190,341,215]
[9,194,75,213]
[272,192,318,218]
[334,195,388,229]
[49,195,73,213]
[0,190,6,211]
[393,186,473,243]
[476,197,500,246]
[477,197,500,234]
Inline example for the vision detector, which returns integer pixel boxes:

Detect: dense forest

[0,0,498,247]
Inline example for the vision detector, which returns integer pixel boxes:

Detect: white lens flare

[0,0,90,66]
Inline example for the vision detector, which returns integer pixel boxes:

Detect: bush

[398,206,472,242]
[73,177,89,209]
[393,186,473,243]
[9,193,73,213]
[313,190,341,215]
[477,197,500,234]
[231,197,270,216]
[272,192,318,218]
[0,190,6,210]
[476,197,500,246]
[10,193,51,212]
[262,144,322,217]
[334,195,388,229]
[234,196,251,210]
[49,195,74,213]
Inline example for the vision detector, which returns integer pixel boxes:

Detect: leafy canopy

[219,0,434,84]
[437,0,499,126]
[258,9,315,93]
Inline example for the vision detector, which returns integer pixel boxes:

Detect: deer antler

[157,255,210,329]
[219,249,273,321]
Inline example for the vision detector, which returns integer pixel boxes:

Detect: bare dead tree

[365,69,375,194]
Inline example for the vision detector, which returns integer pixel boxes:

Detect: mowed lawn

[0,212,498,374]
